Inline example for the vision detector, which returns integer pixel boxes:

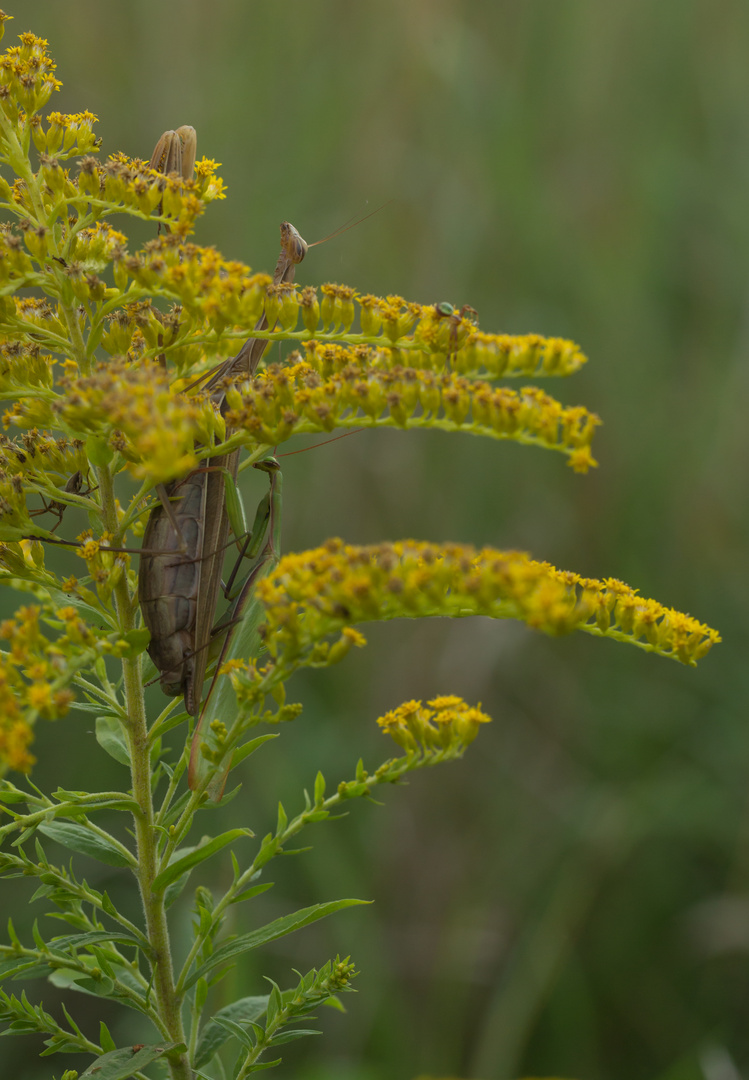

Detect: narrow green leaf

[37,822,134,868]
[314,771,326,803]
[149,707,190,742]
[95,716,130,766]
[266,980,281,1025]
[51,789,139,813]
[231,733,278,769]
[185,899,369,991]
[322,994,347,1013]
[214,1015,255,1050]
[239,1056,281,1072]
[0,784,28,804]
[268,1028,321,1045]
[78,1041,185,1078]
[99,1020,117,1053]
[195,996,268,1069]
[229,882,274,906]
[47,929,140,952]
[48,967,149,1014]
[152,829,252,892]
[0,958,41,981]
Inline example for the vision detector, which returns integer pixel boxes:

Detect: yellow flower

[255,540,719,670]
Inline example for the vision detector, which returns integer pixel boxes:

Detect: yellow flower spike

[225,344,600,468]
[255,540,719,670]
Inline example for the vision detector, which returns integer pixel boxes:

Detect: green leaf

[152,829,252,892]
[51,789,139,813]
[0,958,42,981]
[229,882,274,906]
[0,783,28,804]
[214,1015,255,1050]
[268,1028,321,1045]
[99,1020,117,1053]
[37,822,134,868]
[95,716,130,766]
[195,996,268,1069]
[149,707,190,742]
[313,771,326,803]
[185,899,369,991]
[120,627,150,658]
[48,965,148,1014]
[78,1041,185,1078]
[230,733,279,770]
[85,434,113,469]
[266,980,282,1025]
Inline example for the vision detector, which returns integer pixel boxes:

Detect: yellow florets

[256,540,719,671]
[56,359,221,483]
[0,31,61,122]
[0,600,103,775]
[224,346,600,469]
[377,695,492,757]
[32,110,99,157]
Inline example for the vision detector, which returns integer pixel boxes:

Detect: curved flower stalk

[256,540,719,669]
[0,14,719,1080]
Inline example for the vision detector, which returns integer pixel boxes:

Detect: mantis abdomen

[139,447,238,716]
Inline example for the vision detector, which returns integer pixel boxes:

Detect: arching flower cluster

[255,539,719,670]
[225,351,600,471]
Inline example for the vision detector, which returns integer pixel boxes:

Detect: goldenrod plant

[0,15,719,1080]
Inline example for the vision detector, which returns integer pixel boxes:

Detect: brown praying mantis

[138,217,307,718]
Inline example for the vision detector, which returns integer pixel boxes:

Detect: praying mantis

[138,219,307,718]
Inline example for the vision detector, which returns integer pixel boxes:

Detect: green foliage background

[2,2,746,1078]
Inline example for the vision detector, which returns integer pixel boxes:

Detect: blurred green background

[2,1,748,1078]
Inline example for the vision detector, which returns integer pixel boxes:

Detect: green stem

[98,463,190,1080]
[175,756,409,994]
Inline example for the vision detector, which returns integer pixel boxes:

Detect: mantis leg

[188,458,282,798]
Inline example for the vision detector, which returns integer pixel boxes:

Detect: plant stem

[98,463,190,1080]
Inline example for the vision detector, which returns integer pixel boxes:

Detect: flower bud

[299,286,320,333]
[277,283,299,331]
